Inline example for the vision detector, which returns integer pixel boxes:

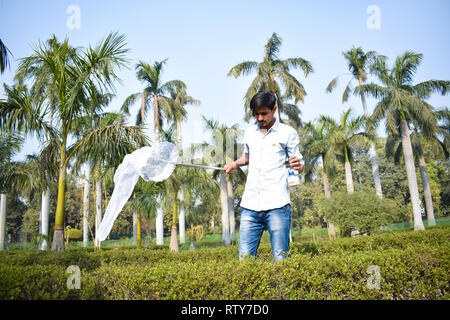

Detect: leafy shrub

[0,225,448,300]
[323,191,405,236]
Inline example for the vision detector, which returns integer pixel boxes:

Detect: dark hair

[249,91,277,112]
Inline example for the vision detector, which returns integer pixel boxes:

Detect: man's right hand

[224,162,237,174]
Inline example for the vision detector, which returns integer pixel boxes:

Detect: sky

[1,0,449,160]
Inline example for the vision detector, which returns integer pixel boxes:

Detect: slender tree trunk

[190,223,195,250]
[154,100,163,243]
[344,147,355,194]
[359,78,383,198]
[271,87,282,122]
[226,178,236,241]
[94,176,103,248]
[170,200,179,252]
[178,190,186,244]
[210,215,215,231]
[418,153,436,226]
[153,95,160,143]
[322,169,336,239]
[140,91,147,125]
[0,193,7,250]
[52,165,66,252]
[132,210,138,245]
[137,215,141,248]
[368,141,382,198]
[83,163,91,247]
[39,188,50,250]
[156,194,164,245]
[219,173,231,246]
[400,120,425,231]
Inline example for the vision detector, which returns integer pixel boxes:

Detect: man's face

[253,106,277,129]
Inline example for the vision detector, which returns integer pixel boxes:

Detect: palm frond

[0,38,12,74]
[227,61,258,78]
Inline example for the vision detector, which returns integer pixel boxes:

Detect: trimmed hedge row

[0,225,449,300]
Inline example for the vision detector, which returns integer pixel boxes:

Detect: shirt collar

[255,116,279,133]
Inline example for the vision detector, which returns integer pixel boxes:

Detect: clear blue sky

[1,0,449,159]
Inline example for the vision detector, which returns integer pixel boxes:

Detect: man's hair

[250,91,277,112]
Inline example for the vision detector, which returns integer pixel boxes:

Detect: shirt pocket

[268,140,287,164]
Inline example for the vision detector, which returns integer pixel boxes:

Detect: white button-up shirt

[240,117,303,212]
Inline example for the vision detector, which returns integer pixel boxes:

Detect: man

[225,91,304,261]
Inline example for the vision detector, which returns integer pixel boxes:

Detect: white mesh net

[136,142,179,182]
[96,142,179,241]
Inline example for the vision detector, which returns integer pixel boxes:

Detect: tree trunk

[156,194,164,245]
[94,176,103,248]
[178,190,186,244]
[39,188,50,250]
[0,193,7,250]
[137,215,141,248]
[189,223,195,250]
[369,141,383,198]
[170,200,179,252]
[400,120,425,231]
[359,78,383,198]
[210,215,215,231]
[52,166,66,252]
[418,153,436,226]
[153,95,160,143]
[322,170,336,239]
[83,163,91,247]
[226,178,236,241]
[140,91,147,125]
[132,210,138,245]
[219,173,231,246]
[323,171,331,199]
[344,147,354,194]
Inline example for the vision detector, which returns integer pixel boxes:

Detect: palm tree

[357,51,450,231]
[1,33,148,251]
[320,108,370,194]
[327,46,384,198]
[201,116,242,245]
[122,59,186,143]
[0,39,12,74]
[386,116,448,226]
[228,32,313,123]
[302,120,336,238]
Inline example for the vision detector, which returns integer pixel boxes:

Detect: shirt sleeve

[243,129,249,158]
[286,128,303,161]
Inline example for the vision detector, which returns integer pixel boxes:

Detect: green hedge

[0,225,448,300]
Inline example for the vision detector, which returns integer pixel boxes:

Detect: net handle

[175,163,226,171]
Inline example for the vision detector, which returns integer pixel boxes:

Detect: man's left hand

[284,156,304,173]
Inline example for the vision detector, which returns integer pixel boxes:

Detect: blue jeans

[238,204,291,262]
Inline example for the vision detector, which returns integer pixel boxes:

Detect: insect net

[96,142,178,241]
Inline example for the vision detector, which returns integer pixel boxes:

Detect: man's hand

[225,155,249,174]
[224,162,237,174]
[284,156,304,173]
